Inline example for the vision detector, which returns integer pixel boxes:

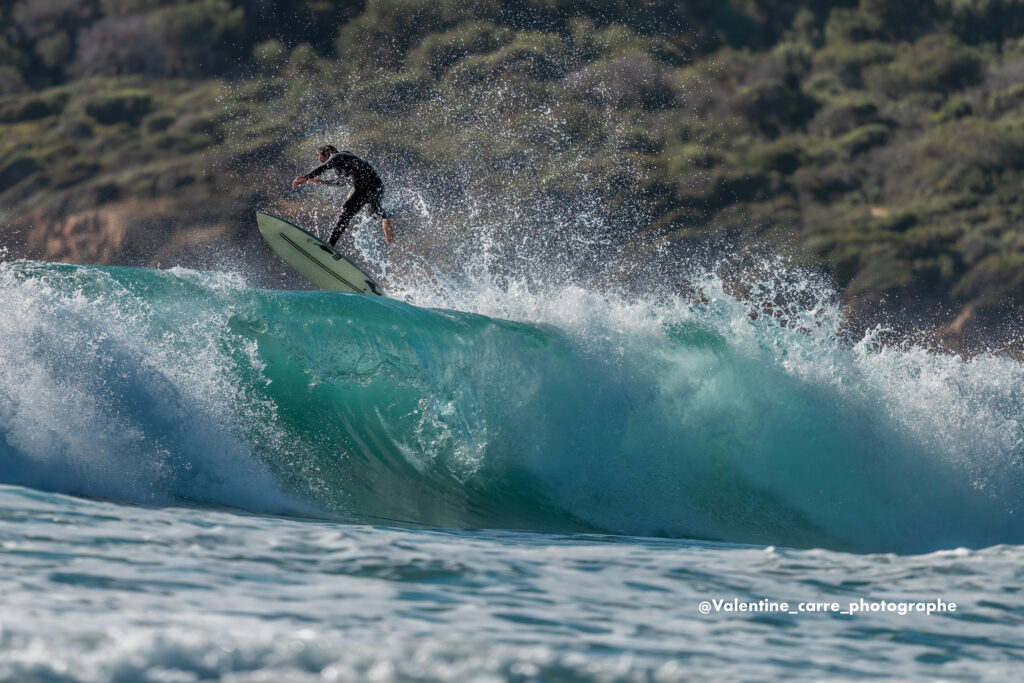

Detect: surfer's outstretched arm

[292,154,341,187]
[292,176,345,188]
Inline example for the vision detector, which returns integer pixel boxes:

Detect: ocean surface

[2,259,1024,680]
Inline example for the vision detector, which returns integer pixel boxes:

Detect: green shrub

[0,157,41,193]
[813,40,896,88]
[52,161,102,190]
[149,0,245,75]
[847,254,915,295]
[34,32,71,70]
[793,163,861,201]
[824,8,885,44]
[253,39,287,67]
[825,0,940,44]
[443,30,570,84]
[406,21,514,79]
[84,91,152,125]
[665,142,717,176]
[918,119,1024,176]
[0,36,29,71]
[936,0,1024,47]
[562,54,677,111]
[56,116,95,139]
[143,113,175,133]
[804,72,845,99]
[335,0,501,70]
[70,1,243,79]
[933,95,973,122]
[733,80,820,137]
[355,71,435,116]
[859,0,940,41]
[169,111,215,136]
[0,66,27,95]
[988,83,1024,116]
[285,44,321,76]
[809,96,882,136]
[955,251,1024,303]
[864,34,984,96]
[0,94,63,122]
[747,139,804,175]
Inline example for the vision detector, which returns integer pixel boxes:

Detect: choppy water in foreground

[2,260,1024,679]
[3,485,1023,681]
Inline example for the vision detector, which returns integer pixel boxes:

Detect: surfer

[291,146,395,246]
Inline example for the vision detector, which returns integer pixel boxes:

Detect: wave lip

[1,260,1022,553]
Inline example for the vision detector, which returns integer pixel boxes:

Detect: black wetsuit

[303,152,388,246]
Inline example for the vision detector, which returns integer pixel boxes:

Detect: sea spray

[0,262,304,515]
[0,259,1022,552]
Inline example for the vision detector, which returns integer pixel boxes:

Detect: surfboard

[255,211,385,296]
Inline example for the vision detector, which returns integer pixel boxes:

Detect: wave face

[1,260,1023,553]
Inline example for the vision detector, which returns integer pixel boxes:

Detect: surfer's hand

[382,218,395,244]
[291,176,307,188]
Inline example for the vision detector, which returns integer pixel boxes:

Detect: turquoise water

[2,260,1024,679]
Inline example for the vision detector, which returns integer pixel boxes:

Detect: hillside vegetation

[2,0,1024,348]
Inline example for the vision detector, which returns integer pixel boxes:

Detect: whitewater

[4,258,1023,552]
[2,253,1024,679]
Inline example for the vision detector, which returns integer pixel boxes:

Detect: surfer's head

[317,145,339,163]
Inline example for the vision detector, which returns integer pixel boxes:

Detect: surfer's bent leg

[329,182,386,246]
[329,187,368,246]
[370,185,388,221]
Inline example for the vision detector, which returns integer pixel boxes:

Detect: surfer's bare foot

[382,218,395,244]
